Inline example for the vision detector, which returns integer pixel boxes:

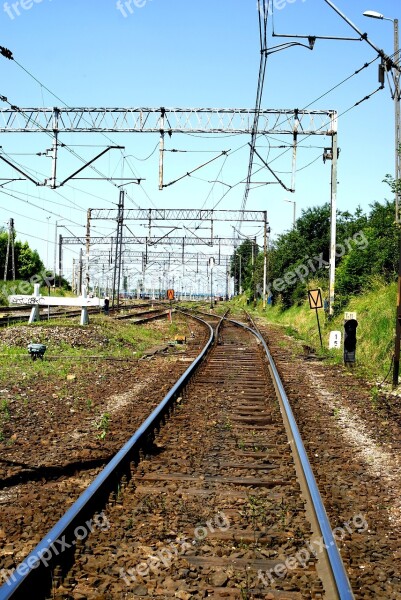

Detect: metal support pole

[72,259,76,294]
[3,219,10,281]
[225,257,229,300]
[392,19,401,386]
[86,209,91,293]
[396,18,401,222]
[291,111,299,191]
[112,190,124,308]
[239,254,242,295]
[315,308,323,349]
[78,248,83,295]
[159,109,165,191]
[394,235,401,386]
[252,237,257,302]
[329,122,338,317]
[210,268,214,308]
[58,234,63,288]
[10,218,15,281]
[53,222,58,287]
[263,211,268,309]
[50,109,59,189]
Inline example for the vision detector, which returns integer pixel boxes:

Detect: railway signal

[344,317,358,364]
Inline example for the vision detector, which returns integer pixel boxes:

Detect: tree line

[230,199,399,313]
[0,228,45,281]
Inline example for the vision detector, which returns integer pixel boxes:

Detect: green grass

[178,291,397,380]
[0,315,188,388]
[246,281,397,381]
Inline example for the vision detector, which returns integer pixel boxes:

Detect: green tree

[0,228,45,282]
[230,239,259,297]
[15,242,43,280]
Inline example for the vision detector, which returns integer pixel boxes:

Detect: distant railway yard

[0,301,399,599]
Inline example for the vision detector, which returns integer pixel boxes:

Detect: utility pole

[72,259,76,294]
[239,253,242,295]
[251,237,257,302]
[395,19,401,221]
[263,211,268,308]
[392,19,401,386]
[329,123,338,317]
[159,108,165,190]
[49,108,59,189]
[112,189,124,308]
[53,222,57,287]
[361,10,401,383]
[209,257,215,308]
[86,209,91,294]
[58,234,63,288]
[225,257,229,300]
[78,248,83,295]
[3,218,15,281]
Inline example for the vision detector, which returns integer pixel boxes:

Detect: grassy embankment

[233,281,396,382]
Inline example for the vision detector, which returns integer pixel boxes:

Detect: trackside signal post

[167,288,174,322]
[308,289,323,349]
[344,311,358,365]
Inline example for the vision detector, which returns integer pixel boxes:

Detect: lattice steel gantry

[0,105,338,312]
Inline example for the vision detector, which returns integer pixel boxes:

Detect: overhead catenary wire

[0,34,389,286]
[240,0,270,218]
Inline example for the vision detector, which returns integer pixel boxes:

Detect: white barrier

[9,284,104,325]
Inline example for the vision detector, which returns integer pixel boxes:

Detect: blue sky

[0,0,400,293]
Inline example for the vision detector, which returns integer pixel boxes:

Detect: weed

[239,567,252,599]
[95,412,111,440]
[371,386,379,410]
[333,407,341,419]
[223,419,232,431]
[0,399,10,420]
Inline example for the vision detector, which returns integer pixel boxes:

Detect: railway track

[0,302,167,328]
[0,311,354,599]
[114,307,171,324]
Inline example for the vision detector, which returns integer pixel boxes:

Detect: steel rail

[228,313,354,600]
[0,313,215,600]
[113,308,170,322]
[0,302,166,327]
[151,303,353,597]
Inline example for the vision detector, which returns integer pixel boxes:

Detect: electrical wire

[240,0,270,216]
[0,37,388,282]
[0,188,84,226]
